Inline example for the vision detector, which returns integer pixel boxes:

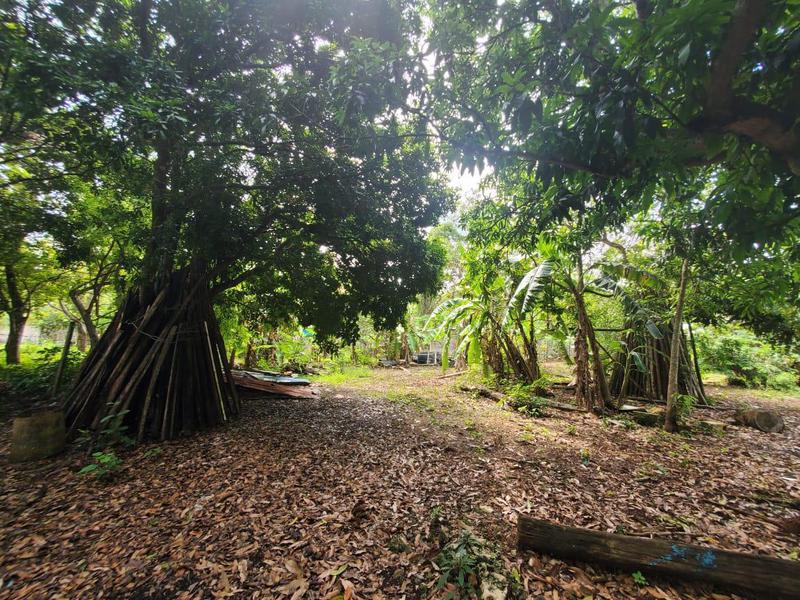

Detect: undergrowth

[434,530,523,599]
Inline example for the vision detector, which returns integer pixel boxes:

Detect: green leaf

[645,321,663,339]
[678,41,691,65]
[631,351,646,373]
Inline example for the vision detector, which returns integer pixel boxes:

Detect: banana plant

[425,259,553,381]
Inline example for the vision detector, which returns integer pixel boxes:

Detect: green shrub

[769,371,798,391]
[505,380,551,417]
[434,530,522,599]
[674,394,696,423]
[695,326,799,390]
[79,451,123,480]
[0,346,83,406]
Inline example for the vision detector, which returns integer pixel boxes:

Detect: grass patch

[385,391,435,412]
[311,365,373,385]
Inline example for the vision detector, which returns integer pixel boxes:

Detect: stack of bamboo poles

[609,323,707,404]
[63,270,239,441]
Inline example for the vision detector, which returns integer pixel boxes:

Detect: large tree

[426,0,799,241]
[2,0,451,439]
[425,0,799,418]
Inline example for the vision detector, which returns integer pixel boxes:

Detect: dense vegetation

[2,0,798,436]
[2,2,800,599]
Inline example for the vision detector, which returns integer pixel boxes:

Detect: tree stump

[10,409,66,463]
[734,409,785,433]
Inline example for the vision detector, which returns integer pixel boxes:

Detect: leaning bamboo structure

[63,269,239,441]
[608,322,707,405]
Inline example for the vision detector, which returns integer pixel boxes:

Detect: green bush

[79,451,123,480]
[695,326,799,390]
[769,371,799,391]
[0,346,83,406]
[434,530,522,599]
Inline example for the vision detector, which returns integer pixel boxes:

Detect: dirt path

[1,369,798,598]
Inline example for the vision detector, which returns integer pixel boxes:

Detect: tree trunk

[572,275,593,410]
[63,269,239,441]
[69,290,100,348]
[5,310,27,365]
[517,315,541,382]
[687,321,706,400]
[75,321,88,353]
[4,263,28,365]
[665,257,690,432]
[245,339,257,369]
[583,303,611,411]
[572,255,607,412]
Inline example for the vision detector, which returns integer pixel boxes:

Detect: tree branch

[706,0,768,118]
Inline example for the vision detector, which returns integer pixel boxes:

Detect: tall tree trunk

[5,310,27,365]
[665,258,690,432]
[577,293,610,412]
[687,321,706,400]
[517,315,541,382]
[583,314,612,413]
[245,339,257,369]
[3,263,28,365]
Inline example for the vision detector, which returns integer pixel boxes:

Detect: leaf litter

[1,368,798,599]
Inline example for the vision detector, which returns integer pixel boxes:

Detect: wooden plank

[235,369,311,385]
[517,517,800,599]
[229,372,315,398]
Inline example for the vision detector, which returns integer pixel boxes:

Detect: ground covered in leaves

[1,367,799,599]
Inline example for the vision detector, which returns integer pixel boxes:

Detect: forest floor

[1,367,799,599]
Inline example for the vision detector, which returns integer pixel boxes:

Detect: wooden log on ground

[734,409,785,433]
[436,370,468,380]
[517,517,800,599]
[546,400,582,412]
[626,408,664,427]
[459,384,506,402]
[697,419,727,435]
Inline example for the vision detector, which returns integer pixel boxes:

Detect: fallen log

[546,400,582,412]
[459,384,506,402]
[437,370,468,380]
[626,408,664,427]
[517,517,800,599]
[697,419,727,435]
[734,409,785,433]
[621,394,728,411]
